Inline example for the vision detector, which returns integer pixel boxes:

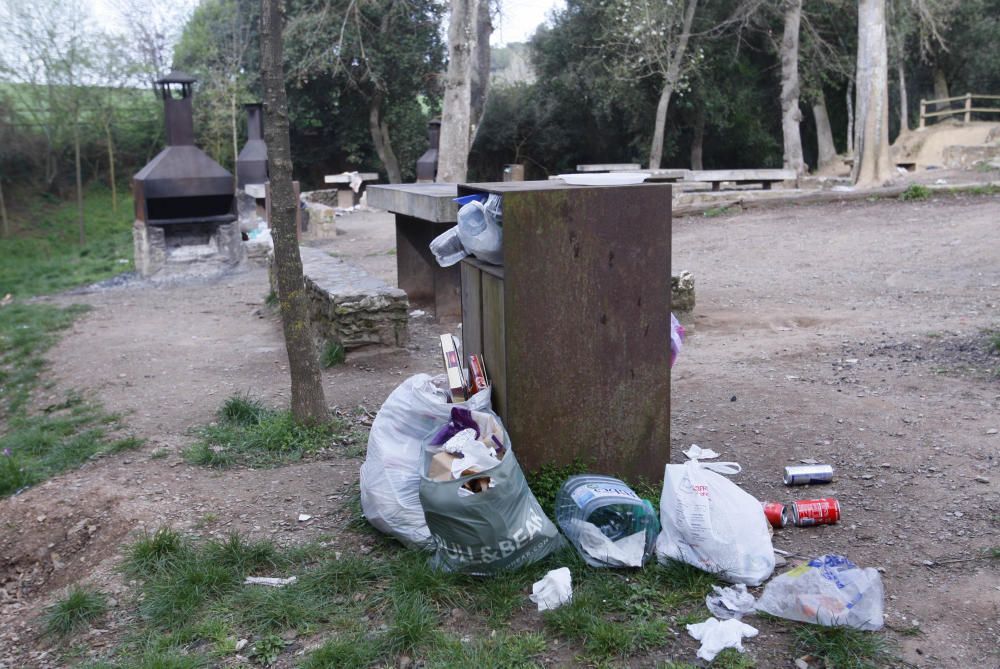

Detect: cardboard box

[439,334,468,402]
[468,354,490,395]
[429,451,460,481]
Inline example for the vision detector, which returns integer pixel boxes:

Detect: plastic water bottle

[457,199,503,265]
[554,475,660,567]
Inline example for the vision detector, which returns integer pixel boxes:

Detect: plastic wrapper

[754,554,885,630]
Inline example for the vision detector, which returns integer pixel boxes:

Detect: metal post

[964,93,972,123]
[919,99,926,129]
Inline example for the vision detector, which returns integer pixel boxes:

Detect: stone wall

[672,271,696,312]
[133,219,245,280]
[270,246,409,350]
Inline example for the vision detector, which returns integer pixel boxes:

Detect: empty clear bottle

[555,475,660,567]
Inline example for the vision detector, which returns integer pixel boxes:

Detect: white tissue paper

[441,429,500,478]
[574,520,646,568]
[705,583,757,620]
[686,617,759,662]
[683,444,720,460]
[529,567,572,611]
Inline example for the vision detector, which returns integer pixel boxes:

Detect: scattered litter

[755,554,884,630]
[795,655,821,669]
[705,583,756,620]
[986,428,998,435]
[761,501,788,528]
[790,498,841,526]
[975,476,990,484]
[670,313,685,367]
[683,444,719,460]
[934,178,948,185]
[799,458,819,465]
[686,617,759,662]
[556,475,659,568]
[784,464,834,485]
[656,460,775,585]
[0,293,12,307]
[529,567,572,611]
[244,576,297,587]
[297,514,312,522]
[235,639,248,652]
[409,309,426,318]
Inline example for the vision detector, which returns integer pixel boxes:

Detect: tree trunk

[846,75,855,155]
[932,65,949,110]
[260,0,329,424]
[74,119,85,245]
[853,0,893,188]
[105,121,117,214]
[649,0,698,169]
[0,177,8,238]
[369,93,403,183]
[438,0,484,183]
[780,0,805,175]
[897,61,909,133]
[468,0,492,148]
[231,90,239,186]
[812,90,837,169]
[690,106,705,170]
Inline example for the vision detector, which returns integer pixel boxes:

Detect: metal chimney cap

[155,70,198,85]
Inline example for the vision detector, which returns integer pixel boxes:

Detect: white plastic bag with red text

[655,460,774,585]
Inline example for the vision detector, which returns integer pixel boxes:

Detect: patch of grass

[320,340,346,368]
[0,187,135,299]
[988,331,1000,355]
[794,625,895,669]
[525,458,591,517]
[302,633,386,669]
[385,591,441,654]
[185,394,349,468]
[250,633,287,666]
[425,632,547,668]
[264,290,278,308]
[149,448,171,460]
[703,205,734,218]
[899,184,931,201]
[712,647,757,668]
[962,183,1000,196]
[123,528,190,577]
[45,586,106,636]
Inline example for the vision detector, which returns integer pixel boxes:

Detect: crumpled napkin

[574,520,646,568]
[686,617,759,662]
[529,567,572,611]
[683,444,720,460]
[705,583,757,620]
[441,429,500,477]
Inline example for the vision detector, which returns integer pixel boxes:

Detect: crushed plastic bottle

[554,475,660,567]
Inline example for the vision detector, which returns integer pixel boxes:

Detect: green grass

[0,186,135,299]
[703,205,734,218]
[0,301,140,497]
[794,625,895,669]
[184,394,354,468]
[45,586,107,637]
[320,340,346,367]
[989,331,1000,354]
[899,184,931,201]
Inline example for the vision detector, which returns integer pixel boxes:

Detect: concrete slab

[366,183,459,223]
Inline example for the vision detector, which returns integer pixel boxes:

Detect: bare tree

[260,0,329,423]
[811,90,837,169]
[779,0,804,175]
[853,0,893,187]
[437,0,492,183]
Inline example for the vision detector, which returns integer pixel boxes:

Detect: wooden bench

[323,171,379,208]
[683,169,796,191]
[366,183,462,320]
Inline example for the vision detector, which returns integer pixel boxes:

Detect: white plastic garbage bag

[571,520,646,568]
[754,554,885,630]
[457,197,503,265]
[655,460,775,585]
[529,567,572,611]
[686,617,759,662]
[430,226,468,267]
[359,374,492,550]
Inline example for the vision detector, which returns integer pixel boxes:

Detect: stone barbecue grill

[132,71,243,278]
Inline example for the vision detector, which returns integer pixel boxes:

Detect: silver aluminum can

[783,464,834,486]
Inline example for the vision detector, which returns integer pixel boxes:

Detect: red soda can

[761,501,788,528]
[791,498,841,526]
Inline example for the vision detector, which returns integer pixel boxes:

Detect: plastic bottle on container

[554,475,660,567]
[457,198,503,265]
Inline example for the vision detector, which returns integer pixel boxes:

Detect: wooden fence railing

[919,93,1000,128]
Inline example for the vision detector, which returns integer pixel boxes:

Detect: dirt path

[2,195,998,667]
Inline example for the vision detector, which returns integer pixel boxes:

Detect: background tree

[853,0,892,187]
[437,0,492,182]
[260,0,328,423]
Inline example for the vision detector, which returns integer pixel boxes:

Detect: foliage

[185,394,353,467]
[0,300,139,497]
[0,187,135,298]
[45,586,107,637]
[793,624,895,669]
[900,183,931,200]
[321,340,346,368]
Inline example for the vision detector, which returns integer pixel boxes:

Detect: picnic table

[576,163,643,172]
[683,169,796,191]
[365,183,462,320]
[324,171,379,208]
